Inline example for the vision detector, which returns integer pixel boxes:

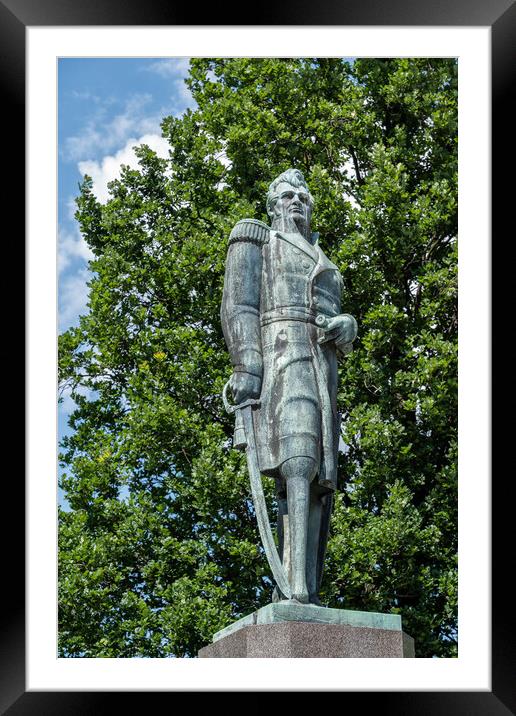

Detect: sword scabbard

[239,404,292,600]
[222,379,292,599]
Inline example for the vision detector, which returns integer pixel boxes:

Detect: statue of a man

[221,168,357,605]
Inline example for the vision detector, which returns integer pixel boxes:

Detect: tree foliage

[59,58,458,657]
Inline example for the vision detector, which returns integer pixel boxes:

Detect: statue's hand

[318,313,358,347]
[230,372,261,405]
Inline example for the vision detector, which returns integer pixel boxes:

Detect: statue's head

[266,168,314,239]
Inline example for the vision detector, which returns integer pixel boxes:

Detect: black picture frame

[10,0,511,710]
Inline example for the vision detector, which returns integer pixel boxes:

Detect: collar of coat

[272,229,339,277]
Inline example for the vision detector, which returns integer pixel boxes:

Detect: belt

[260,307,318,327]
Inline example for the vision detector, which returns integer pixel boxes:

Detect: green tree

[59,58,457,658]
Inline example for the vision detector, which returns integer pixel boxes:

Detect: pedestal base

[198,602,415,658]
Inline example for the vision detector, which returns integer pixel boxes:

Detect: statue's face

[271,181,312,234]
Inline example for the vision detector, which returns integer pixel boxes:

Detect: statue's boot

[281,457,317,604]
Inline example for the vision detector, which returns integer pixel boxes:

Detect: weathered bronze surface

[221,169,358,605]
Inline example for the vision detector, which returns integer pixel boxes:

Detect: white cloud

[338,436,350,454]
[63,93,160,162]
[58,223,94,275]
[66,196,77,221]
[78,133,170,203]
[144,58,190,78]
[142,59,195,115]
[336,156,361,209]
[70,89,103,103]
[337,156,356,179]
[58,381,94,421]
[59,266,91,332]
[215,143,232,169]
[172,78,195,112]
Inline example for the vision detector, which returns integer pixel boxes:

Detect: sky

[58,58,196,506]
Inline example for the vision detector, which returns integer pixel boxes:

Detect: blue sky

[58,58,196,506]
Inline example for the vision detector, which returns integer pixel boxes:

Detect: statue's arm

[317,270,358,359]
[220,220,269,402]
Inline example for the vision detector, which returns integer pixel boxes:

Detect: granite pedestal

[198,602,415,658]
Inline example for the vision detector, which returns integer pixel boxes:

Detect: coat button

[303,261,311,269]
[332,303,338,310]
[313,296,319,304]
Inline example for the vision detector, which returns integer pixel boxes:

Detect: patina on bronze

[221,168,358,605]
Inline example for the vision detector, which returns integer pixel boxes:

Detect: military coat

[221,218,344,491]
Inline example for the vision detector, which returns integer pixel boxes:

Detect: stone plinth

[198,602,415,658]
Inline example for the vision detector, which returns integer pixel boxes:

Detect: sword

[223,380,292,599]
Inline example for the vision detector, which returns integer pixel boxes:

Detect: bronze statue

[221,168,357,605]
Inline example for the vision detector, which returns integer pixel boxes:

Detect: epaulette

[228,218,270,247]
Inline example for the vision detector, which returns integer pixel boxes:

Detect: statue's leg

[306,483,324,605]
[306,485,334,605]
[280,456,317,604]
